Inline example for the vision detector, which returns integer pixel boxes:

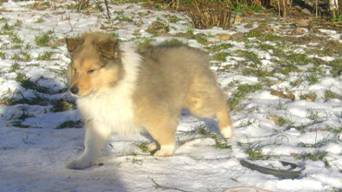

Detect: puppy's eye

[87,69,96,74]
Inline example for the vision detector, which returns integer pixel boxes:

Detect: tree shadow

[0,72,128,192]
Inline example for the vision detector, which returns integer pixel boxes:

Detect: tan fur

[65,32,233,169]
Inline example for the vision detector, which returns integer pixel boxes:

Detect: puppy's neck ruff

[77,42,141,135]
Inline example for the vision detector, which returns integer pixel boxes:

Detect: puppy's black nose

[70,86,79,95]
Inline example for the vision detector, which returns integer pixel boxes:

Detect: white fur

[154,144,175,157]
[67,43,142,169]
[77,42,141,135]
[221,126,233,139]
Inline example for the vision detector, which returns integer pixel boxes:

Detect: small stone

[216,34,231,41]
[294,27,308,35]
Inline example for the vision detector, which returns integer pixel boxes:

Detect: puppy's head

[66,33,124,97]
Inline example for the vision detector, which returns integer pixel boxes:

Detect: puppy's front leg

[67,121,111,169]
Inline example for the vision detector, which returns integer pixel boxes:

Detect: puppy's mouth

[68,89,96,98]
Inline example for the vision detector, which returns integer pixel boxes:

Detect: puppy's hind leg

[144,117,178,157]
[186,79,233,138]
[67,122,111,169]
[216,104,233,139]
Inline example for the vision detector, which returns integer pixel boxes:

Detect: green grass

[306,74,319,85]
[34,17,45,23]
[208,43,233,52]
[230,83,262,109]
[242,67,272,78]
[276,61,300,75]
[10,33,23,44]
[159,39,185,47]
[0,51,5,59]
[1,22,15,32]
[167,15,181,23]
[272,116,292,126]
[294,151,327,161]
[246,148,269,160]
[287,53,311,65]
[175,29,208,45]
[232,3,263,14]
[327,126,342,134]
[197,125,231,149]
[328,59,342,77]
[115,14,133,22]
[51,99,75,112]
[15,73,49,93]
[300,92,317,101]
[146,20,169,35]
[34,32,52,47]
[245,29,283,42]
[56,120,83,129]
[324,90,340,100]
[236,50,261,66]
[212,52,230,61]
[137,142,150,153]
[37,51,53,60]
[11,52,31,62]
[10,63,20,72]
[193,33,208,45]
[136,37,153,53]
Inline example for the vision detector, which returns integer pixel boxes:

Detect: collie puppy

[65,32,233,169]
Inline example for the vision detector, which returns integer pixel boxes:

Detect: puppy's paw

[220,126,233,139]
[147,142,158,152]
[66,159,93,170]
[153,145,175,157]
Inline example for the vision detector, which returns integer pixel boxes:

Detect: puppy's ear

[65,37,83,53]
[96,39,121,60]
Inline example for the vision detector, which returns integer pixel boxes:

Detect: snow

[0,1,341,192]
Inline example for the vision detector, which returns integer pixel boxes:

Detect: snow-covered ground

[0,1,341,192]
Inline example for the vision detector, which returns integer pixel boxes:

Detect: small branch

[239,159,304,179]
[104,0,111,20]
[150,178,192,192]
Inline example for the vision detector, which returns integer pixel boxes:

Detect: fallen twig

[150,178,192,192]
[239,159,304,179]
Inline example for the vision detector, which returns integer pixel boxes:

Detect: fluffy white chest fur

[76,43,141,135]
